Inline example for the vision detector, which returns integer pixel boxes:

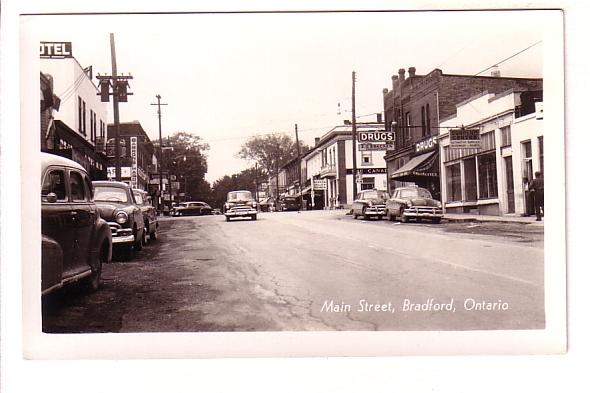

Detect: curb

[444,217,544,225]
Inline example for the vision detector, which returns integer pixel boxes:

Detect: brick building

[382,67,543,199]
[106,121,157,191]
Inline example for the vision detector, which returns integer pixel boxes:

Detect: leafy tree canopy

[237,133,309,177]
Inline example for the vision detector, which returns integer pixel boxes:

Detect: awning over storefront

[296,186,312,196]
[390,151,439,180]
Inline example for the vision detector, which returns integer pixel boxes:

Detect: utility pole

[151,94,168,214]
[295,123,303,211]
[254,163,259,202]
[351,71,358,201]
[96,33,133,181]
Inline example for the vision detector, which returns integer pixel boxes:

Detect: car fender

[92,218,112,264]
[41,234,64,294]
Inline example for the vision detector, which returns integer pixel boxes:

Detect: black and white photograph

[15,7,568,359]
[5,1,590,392]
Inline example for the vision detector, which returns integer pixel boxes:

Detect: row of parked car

[350,186,443,223]
[41,153,159,296]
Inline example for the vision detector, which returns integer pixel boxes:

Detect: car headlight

[368,201,373,207]
[406,200,413,207]
[115,210,128,224]
[436,201,442,208]
[252,202,257,208]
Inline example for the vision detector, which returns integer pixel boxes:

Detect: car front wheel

[82,242,106,292]
[399,207,408,223]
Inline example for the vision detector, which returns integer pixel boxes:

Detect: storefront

[439,128,501,215]
[389,135,440,200]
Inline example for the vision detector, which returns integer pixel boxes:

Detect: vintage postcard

[18,8,566,359]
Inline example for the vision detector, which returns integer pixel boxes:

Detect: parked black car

[278,196,301,211]
[171,201,213,216]
[41,153,112,295]
[133,189,158,241]
[92,181,146,260]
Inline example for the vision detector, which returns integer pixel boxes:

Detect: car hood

[227,200,254,205]
[406,197,439,207]
[95,202,132,218]
[366,198,387,205]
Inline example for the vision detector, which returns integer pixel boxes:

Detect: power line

[474,40,542,76]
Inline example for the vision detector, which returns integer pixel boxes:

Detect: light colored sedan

[385,186,443,223]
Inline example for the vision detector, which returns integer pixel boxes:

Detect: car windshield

[133,191,144,204]
[400,188,432,199]
[363,190,389,200]
[94,186,129,203]
[228,191,252,201]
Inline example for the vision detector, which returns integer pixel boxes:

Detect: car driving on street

[93,181,146,260]
[351,189,389,220]
[224,190,258,221]
[171,201,213,216]
[385,185,443,223]
[133,189,158,241]
[41,153,112,295]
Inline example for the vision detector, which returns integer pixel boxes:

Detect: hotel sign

[40,42,72,58]
[449,128,481,149]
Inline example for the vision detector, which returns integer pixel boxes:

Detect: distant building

[106,121,157,191]
[382,67,543,200]
[438,89,543,216]
[301,120,389,209]
[40,42,108,179]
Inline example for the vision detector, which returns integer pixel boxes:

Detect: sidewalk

[443,213,544,226]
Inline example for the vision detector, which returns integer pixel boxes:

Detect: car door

[352,191,364,214]
[391,190,402,215]
[66,168,96,276]
[41,166,75,290]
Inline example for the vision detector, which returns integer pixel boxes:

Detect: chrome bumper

[225,209,257,217]
[108,222,135,244]
[403,207,443,218]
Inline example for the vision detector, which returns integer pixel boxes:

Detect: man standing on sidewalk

[530,171,544,221]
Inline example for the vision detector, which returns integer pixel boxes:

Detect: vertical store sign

[130,137,138,188]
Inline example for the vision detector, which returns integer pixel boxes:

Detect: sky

[23,10,547,183]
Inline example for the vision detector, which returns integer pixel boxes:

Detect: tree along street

[42,211,544,333]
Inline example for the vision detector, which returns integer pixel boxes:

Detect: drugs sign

[449,128,480,149]
[357,131,395,143]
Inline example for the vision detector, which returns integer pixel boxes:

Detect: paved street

[42,210,544,333]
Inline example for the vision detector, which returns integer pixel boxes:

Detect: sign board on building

[130,137,138,188]
[359,142,395,151]
[357,131,395,143]
[107,166,132,179]
[449,128,481,149]
[40,42,72,58]
[415,136,438,154]
[346,168,387,175]
[313,179,327,190]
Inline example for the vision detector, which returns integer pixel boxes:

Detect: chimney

[491,65,501,77]
[398,68,406,82]
[391,74,399,89]
[314,137,320,146]
[376,113,383,123]
[408,67,416,78]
